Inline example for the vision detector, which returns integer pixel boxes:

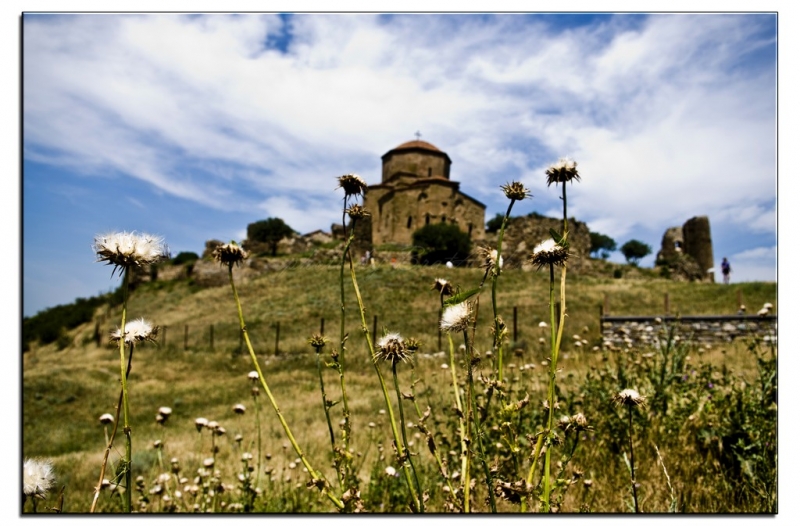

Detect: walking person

[721,257,731,284]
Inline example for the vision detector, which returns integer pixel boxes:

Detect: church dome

[391,140,442,153]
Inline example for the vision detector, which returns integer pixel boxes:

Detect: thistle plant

[23,458,55,512]
[247,371,264,489]
[522,158,579,512]
[93,231,168,512]
[213,241,344,511]
[376,332,425,512]
[492,182,531,381]
[613,388,646,513]
[334,173,366,479]
[309,334,340,485]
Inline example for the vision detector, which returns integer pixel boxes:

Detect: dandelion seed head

[110,318,158,344]
[212,241,248,267]
[440,302,472,333]
[23,458,55,498]
[545,157,581,186]
[93,231,169,275]
[501,181,532,201]
[529,238,569,269]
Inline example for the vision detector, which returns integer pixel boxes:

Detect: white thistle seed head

[440,302,472,333]
[529,238,569,269]
[93,231,169,275]
[110,318,158,344]
[23,458,55,498]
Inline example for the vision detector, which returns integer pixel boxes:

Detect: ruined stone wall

[656,216,714,282]
[484,215,591,270]
[683,216,714,274]
[602,315,777,347]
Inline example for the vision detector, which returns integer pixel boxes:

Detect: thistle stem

[347,248,421,513]
[628,406,640,513]
[117,267,132,513]
[492,199,515,383]
[226,265,344,511]
[392,361,425,513]
[338,198,353,452]
[446,331,469,511]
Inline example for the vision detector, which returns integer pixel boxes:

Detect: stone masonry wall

[602,315,777,348]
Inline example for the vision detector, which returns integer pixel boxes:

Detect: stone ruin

[656,216,714,282]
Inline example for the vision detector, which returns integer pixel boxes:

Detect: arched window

[468,223,473,236]
[441,215,446,223]
[428,167,432,177]
[425,214,430,225]
[407,216,413,229]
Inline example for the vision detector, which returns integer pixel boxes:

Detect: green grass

[22,261,777,513]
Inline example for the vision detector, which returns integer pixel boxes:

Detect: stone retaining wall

[602,315,777,348]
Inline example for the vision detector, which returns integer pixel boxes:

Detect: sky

[20,11,779,317]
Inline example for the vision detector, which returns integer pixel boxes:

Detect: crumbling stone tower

[656,215,714,282]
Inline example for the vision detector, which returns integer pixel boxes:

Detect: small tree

[620,239,652,266]
[486,213,505,234]
[590,232,617,259]
[247,218,296,256]
[172,251,200,266]
[412,223,471,266]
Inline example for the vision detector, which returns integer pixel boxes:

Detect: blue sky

[21,12,778,317]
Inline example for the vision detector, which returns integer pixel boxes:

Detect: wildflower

[545,157,581,187]
[212,241,248,267]
[23,458,55,499]
[432,278,454,296]
[203,458,215,468]
[93,231,169,275]
[385,466,397,477]
[153,440,163,449]
[479,246,503,272]
[346,204,370,221]
[99,413,115,425]
[110,318,158,344]
[375,332,413,364]
[248,371,259,383]
[570,412,590,432]
[440,302,472,333]
[157,407,172,425]
[405,337,422,352]
[440,364,449,369]
[194,418,208,432]
[242,452,253,462]
[233,404,246,415]
[337,173,368,198]
[501,181,532,201]
[235,434,243,443]
[612,388,646,408]
[529,238,569,269]
[539,321,548,328]
[307,334,328,352]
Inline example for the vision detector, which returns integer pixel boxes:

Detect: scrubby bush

[411,223,471,265]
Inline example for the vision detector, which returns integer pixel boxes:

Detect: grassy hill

[22,259,777,513]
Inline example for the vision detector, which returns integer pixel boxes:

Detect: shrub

[620,239,652,266]
[590,232,617,259]
[411,223,471,265]
[247,218,296,256]
[172,251,200,265]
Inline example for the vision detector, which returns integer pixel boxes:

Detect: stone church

[362,140,486,248]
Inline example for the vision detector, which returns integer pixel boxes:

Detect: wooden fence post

[274,322,280,355]
[373,315,378,345]
[161,325,167,349]
[209,324,214,351]
[320,317,325,337]
[513,306,518,342]
[665,293,670,315]
[603,293,609,316]
[184,325,189,351]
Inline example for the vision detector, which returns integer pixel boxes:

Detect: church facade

[362,140,486,247]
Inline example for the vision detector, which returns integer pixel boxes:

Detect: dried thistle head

[375,332,413,365]
[545,157,581,187]
[613,388,646,408]
[346,204,370,221]
[93,231,169,276]
[307,334,329,353]
[99,413,115,425]
[405,337,422,352]
[110,318,158,345]
[432,278,454,296]
[570,412,590,432]
[337,173,368,198]
[479,246,503,272]
[23,458,55,499]
[212,241,248,267]
[529,239,569,269]
[232,404,246,415]
[440,302,473,333]
[247,371,260,383]
[501,181,532,201]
